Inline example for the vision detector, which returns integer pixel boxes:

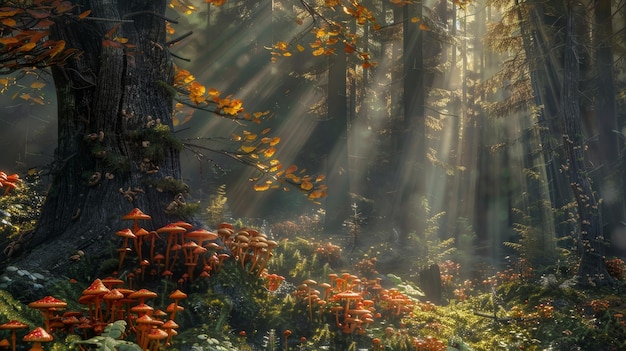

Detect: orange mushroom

[168,290,187,320]
[129,288,158,305]
[122,208,151,233]
[161,319,179,346]
[82,279,110,322]
[28,296,67,332]
[22,327,52,351]
[102,288,124,322]
[156,224,187,270]
[115,228,136,269]
[0,320,28,351]
[146,328,168,351]
[135,315,163,350]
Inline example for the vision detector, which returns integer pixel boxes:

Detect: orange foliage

[0,1,82,74]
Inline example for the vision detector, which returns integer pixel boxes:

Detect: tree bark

[322,47,350,232]
[6,0,188,274]
[561,3,612,286]
[392,0,424,243]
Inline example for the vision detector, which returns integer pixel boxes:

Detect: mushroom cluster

[113,209,277,285]
[0,172,21,196]
[292,272,415,336]
[7,278,187,351]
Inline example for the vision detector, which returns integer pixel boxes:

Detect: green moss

[153,176,189,195]
[128,123,182,162]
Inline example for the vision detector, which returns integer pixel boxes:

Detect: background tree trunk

[7,0,186,274]
[561,3,612,286]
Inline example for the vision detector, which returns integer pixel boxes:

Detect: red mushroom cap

[129,288,158,300]
[185,229,218,243]
[0,320,29,330]
[162,319,179,329]
[170,221,193,230]
[146,328,168,340]
[28,296,67,309]
[156,224,187,234]
[122,208,151,220]
[83,279,110,295]
[169,290,188,300]
[115,228,136,239]
[22,327,53,342]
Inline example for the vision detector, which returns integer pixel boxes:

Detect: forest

[0,0,625,350]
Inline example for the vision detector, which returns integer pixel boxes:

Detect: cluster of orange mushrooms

[293,273,415,336]
[115,208,279,284]
[0,278,186,351]
[0,171,20,196]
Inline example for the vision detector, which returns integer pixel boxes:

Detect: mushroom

[135,315,163,350]
[28,296,67,332]
[301,279,318,322]
[102,288,124,322]
[134,228,151,263]
[22,327,52,351]
[168,290,187,320]
[115,228,136,269]
[156,223,188,270]
[0,320,28,351]
[161,319,179,346]
[146,328,168,351]
[129,288,158,305]
[82,279,110,322]
[122,208,151,233]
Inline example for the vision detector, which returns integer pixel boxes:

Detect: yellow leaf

[254,182,271,192]
[240,145,256,153]
[30,81,46,89]
[0,10,20,18]
[286,165,298,174]
[0,37,19,45]
[300,180,313,191]
[48,40,66,58]
[263,147,276,158]
[231,133,242,141]
[411,17,420,23]
[244,133,257,141]
[282,52,292,57]
[270,137,280,146]
[296,44,305,52]
[1,18,16,26]
[315,174,326,183]
[19,93,31,100]
[312,47,325,56]
[78,10,91,19]
[16,42,36,52]
[30,97,44,105]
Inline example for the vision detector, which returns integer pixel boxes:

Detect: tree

[0,0,325,274]
[560,1,612,286]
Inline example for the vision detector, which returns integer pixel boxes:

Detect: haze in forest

[1,0,625,274]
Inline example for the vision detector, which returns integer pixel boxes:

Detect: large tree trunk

[7,0,186,275]
[561,3,612,286]
[392,0,424,243]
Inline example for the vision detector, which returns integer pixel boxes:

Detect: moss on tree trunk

[7,0,191,275]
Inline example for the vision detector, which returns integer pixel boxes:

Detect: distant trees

[486,0,625,285]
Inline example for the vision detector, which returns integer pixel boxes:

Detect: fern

[205,184,228,227]
[72,320,141,351]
